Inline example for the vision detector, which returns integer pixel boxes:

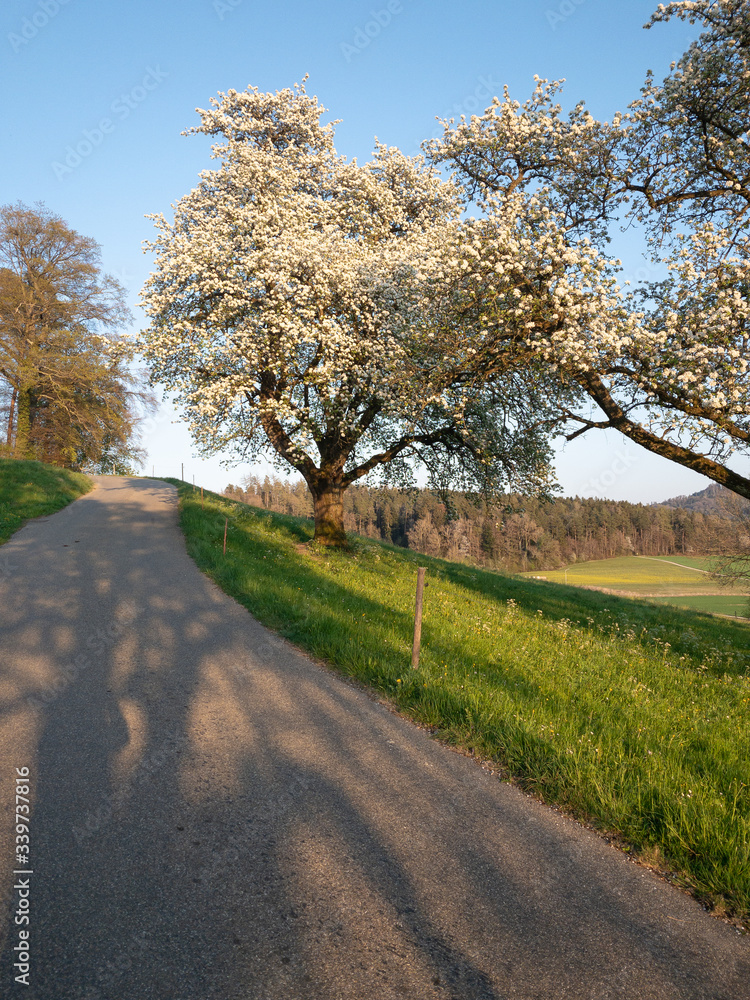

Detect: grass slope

[167,480,750,926]
[0,458,92,544]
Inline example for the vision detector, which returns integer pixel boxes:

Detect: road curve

[0,477,747,1000]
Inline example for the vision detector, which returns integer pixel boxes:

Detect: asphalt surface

[0,476,748,1000]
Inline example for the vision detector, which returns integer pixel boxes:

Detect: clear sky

[1,0,728,502]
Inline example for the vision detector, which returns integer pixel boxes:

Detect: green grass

[649,555,721,572]
[649,594,750,617]
[0,458,92,544]
[522,555,750,619]
[167,480,750,926]
[523,555,722,593]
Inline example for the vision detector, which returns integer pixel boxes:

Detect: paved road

[0,477,748,1000]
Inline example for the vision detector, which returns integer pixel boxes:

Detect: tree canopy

[427,0,750,500]
[0,202,149,471]
[141,3,750,542]
[140,83,575,544]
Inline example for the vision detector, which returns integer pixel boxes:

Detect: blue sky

[1,0,721,501]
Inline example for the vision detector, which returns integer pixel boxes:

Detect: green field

[649,555,721,572]
[523,555,750,618]
[649,594,750,617]
[167,480,750,926]
[0,458,92,544]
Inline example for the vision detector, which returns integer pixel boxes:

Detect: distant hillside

[225,475,744,573]
[658,483,750,520]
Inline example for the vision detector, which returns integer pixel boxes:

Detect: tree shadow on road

[1,479,748,999]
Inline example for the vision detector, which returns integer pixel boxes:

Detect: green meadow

[649,555,722,572]
[167,480,750,927]
[524,555,750,618]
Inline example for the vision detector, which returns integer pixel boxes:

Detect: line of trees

[224,475,744,572]
[0,202,150,472]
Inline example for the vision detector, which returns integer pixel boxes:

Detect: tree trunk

[13,387,32,459]
[5,387,16,451]
[311,483,348,547]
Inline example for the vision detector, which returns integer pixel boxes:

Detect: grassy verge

[0,458,92,544]
[168,480,750,926]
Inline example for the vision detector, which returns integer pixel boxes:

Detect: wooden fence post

[411,567,426,668]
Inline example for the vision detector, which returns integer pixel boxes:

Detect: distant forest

[223,476,748,572]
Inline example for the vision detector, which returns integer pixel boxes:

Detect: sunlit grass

[524,555,750,618]
[168,480,750,925]
[524,555,723,592]
[649,593,750,617]
[650,555,722,571]
[0,458,92,544]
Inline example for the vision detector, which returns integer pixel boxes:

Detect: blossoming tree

[428,0,750,501]
[139,83,570,545]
